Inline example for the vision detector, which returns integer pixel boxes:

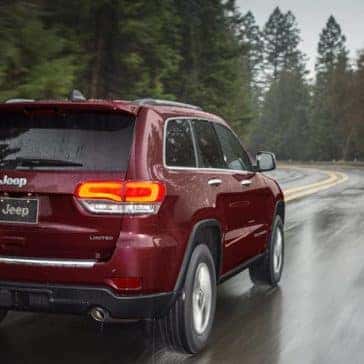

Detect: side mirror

[255,151,276,172]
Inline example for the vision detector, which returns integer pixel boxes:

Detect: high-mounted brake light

[75,181,166,215]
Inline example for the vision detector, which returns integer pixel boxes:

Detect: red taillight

[76,181,123,202]
[124,181,166,203]
[75,181,165,203]
[75,181,166,214]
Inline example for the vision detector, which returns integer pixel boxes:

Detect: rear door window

[0,111,135,171]
[165,119,196,167]
[192,120,226,169]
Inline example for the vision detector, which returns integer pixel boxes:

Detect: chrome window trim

[0,256,97,268]
[163,116,252,175]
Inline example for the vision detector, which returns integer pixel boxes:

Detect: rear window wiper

[0,158,83,169]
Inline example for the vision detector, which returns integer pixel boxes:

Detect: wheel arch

[275,199,285,224]
[173,219,223,293]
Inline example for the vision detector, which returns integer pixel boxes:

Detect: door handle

[208,179,222,187]
[240,180,252,187]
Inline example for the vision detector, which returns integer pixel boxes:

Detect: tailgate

[0,108,135,261]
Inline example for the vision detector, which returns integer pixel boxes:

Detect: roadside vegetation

[0,1,363,161]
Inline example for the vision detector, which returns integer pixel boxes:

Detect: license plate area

[0,197,39,224]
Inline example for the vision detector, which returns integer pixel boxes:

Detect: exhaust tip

[90,307,108,323]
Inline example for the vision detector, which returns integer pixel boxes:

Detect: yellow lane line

[281,167,349,202]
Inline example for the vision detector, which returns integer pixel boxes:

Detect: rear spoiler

[0,100,139,116]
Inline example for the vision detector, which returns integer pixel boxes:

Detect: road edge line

[283,169,348,202]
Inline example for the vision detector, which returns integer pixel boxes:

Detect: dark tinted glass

[165,119,196,167]
[214,123,251,171]
[0,111,135,171]
[192,121,226,169]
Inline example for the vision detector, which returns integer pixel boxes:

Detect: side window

[214,124,252,171]
[192,120,226,169]
[165,119,196,167]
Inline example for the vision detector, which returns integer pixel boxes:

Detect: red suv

[0,96,284,353]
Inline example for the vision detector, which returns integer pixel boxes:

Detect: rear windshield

[0,111,135,171]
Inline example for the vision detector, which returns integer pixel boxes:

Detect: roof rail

[5,98,35,104]
[134,98,202,111]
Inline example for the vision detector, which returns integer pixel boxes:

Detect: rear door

[0,109,135,261]
[213,123,269,273]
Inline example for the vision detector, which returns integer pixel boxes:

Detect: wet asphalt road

[1,166,364,364]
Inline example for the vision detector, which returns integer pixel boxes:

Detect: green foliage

[311,15,352,160]
[240,11,264,83]
[0,0,249,128]
[171,0,251,129]
[263,7,306,81]
[239,11,264,121]
[351,53,364,158]
[0,2,364,161]
[43,0,181,99]
[316,16,347,74]
[248,7,310,159]
[250,70,311,160]
[0,2,78,100]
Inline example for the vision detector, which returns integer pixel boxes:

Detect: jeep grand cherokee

[0,96,284,353]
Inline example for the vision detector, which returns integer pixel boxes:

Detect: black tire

[249,215,284,286]
[0,309,7,324]
[160,244,217,354]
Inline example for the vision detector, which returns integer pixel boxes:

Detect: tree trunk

[342,126,354,161]
[90,31,104,98]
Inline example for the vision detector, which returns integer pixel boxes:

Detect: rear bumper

[0,230,182,293]
[0,281,175,319]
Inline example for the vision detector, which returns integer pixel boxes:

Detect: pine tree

[172,0,251,129]
[249,7,310,159]
[263,7,305,81]
[0,1,78,100]
[311,16,351,160]
[344,51,364,160]
[354,52,364,159]
[239,11,264,100]
[316,16,347,74]
[250,70,311,160]
[45,0,181,99]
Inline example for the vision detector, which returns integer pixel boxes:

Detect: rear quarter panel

[125,109,225,291]
[126,110,284,292]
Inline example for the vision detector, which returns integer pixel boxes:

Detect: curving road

[1,165,364,364]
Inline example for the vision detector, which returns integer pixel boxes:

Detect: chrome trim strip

[0,256,96,268]
[164,165,250,174]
